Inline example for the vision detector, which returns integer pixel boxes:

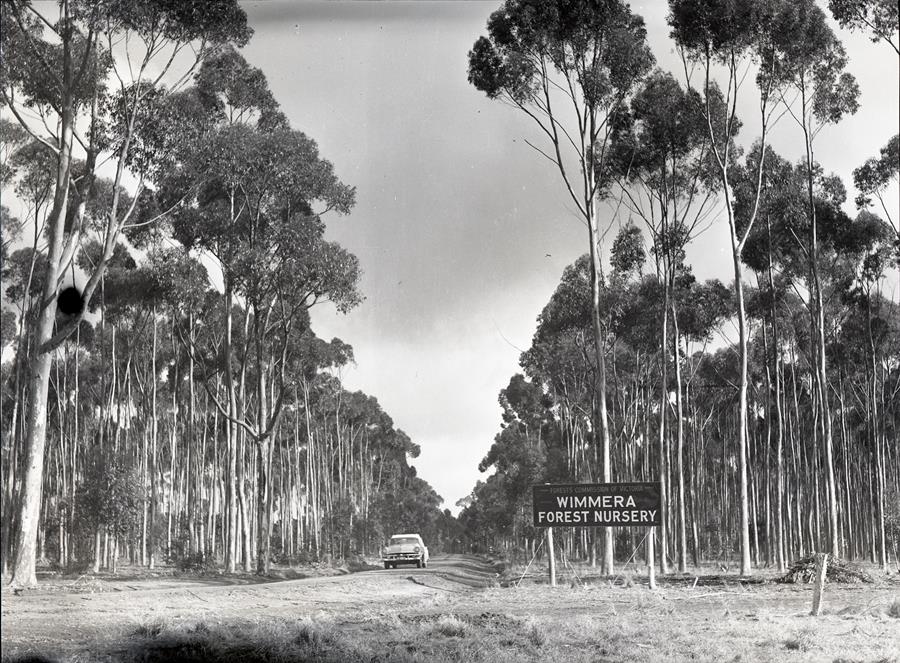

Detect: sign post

[533,482,661,587]
[546,525,556,587]
[810,553,828,616]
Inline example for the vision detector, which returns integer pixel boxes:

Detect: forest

[0,0,457,589]
[460,0,899,576]
[0,0,898,596]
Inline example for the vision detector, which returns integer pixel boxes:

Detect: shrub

[785,627,816,652]
[888,599,900,619]
[171,552,218,574]
[433,615,467,637]
[528,621,546,648]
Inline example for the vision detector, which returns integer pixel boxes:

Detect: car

[382,533,429,569]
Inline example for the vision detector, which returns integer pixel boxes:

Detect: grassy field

[2,556,898,663]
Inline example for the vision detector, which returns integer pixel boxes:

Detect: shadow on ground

[2,619,368,663]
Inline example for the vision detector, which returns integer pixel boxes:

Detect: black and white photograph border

[1,1,898,661]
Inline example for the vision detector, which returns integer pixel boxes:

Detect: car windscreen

[390,537,419,545]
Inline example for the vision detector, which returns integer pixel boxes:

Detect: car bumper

[382,554,423,562]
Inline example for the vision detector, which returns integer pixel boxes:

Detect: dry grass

[431,614,468,637]
[121,617,358,663]
[888,599,900,619]
[3,600,899,663]
[784,626,816,651]
[3,557,898,663]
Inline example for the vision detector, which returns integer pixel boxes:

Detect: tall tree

[1,0,250,588]
[765,0,861,558]
[828,0,899,55]
[468,0,654,575]
[853,134,899,261]
[668,0,786,576]
[165,50,359,574]
[612,69,718,572]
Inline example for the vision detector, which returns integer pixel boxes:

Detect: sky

[237,0,899,514]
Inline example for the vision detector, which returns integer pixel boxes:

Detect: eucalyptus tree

[164,50,359,574]
[1,244,47,571]
[843,211,895,570]
[468,0,654,574]
[476,374,552,557]
[734,147,803,571]
[668,0,788,576]
[762,0,861,559]
[0,118,28,189]
[141,247,210,559]
[243,216,360,575]
[523,255,599,485]
[737,139,895,564]
[1,0,251,588]
[612,69,718,572]
[828,0,899,55]
[853,135,899,261]
[462,221,900,566]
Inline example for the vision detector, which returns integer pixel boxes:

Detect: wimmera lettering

[555,495,636,508]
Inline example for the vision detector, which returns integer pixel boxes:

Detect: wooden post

[810,552,828,616]
[547,527,556,587]
[648,527,656,590]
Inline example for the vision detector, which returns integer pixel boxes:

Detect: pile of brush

[777,555,874,584]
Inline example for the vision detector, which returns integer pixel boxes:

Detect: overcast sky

[239,0,899,513]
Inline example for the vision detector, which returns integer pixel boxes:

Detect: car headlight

[414,546,421,553]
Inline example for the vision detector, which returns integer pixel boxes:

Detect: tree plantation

[0,0,454,588]
[461,0,898,577]
[0,0,898,636]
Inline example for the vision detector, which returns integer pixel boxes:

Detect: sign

[532,482,661,527]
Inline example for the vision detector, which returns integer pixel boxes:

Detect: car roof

[391,533,421,538]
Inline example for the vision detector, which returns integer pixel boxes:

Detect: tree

[1,0,251,589]
[468,0,654,575]
[828,0,899,55]
[668,0,788,576]
[0,118,28,188]
[612,69,718,572]
[853,134,899,262]
[765,0,861,559]
[162,49,359,574]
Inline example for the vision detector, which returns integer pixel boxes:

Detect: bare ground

[2,555,898,662]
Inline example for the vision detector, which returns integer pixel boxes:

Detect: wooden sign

[532,482,661,527]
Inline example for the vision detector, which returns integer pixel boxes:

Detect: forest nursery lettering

[532,483,662,527]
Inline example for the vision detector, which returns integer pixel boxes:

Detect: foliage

[0,13,448,582]
[828,0,899,51]
[853,135,899,258]
[611,224,645,278]
[77,459,144,539]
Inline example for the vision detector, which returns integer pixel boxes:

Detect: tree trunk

[9,99,76,589]
[800,102,839,560]
[224,284,238,573]
[731,230,753,577]
[588,194,614,575]
[671,299,687,573]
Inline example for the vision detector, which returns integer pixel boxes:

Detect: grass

[123,617,358,663]
[888,599,900,619]
[784,626,816,652]
[115,615,534,663]
[432,615,468,637]
[4,604,899,663]
[3,562,898,663]
[527,620,546,648]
